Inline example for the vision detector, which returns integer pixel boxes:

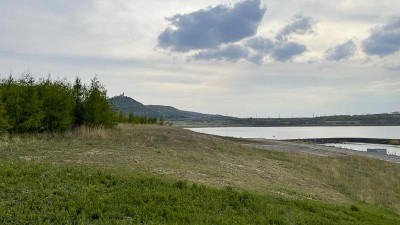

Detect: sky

[0,0,399,118]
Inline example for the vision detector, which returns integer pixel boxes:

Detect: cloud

[246,37,275,52]
[158,0,266,52]
[191,14,314,64]
[384,64,400,72]
[247,53,266,65]
[190,36,309,64]
[192,37,307,64]
[246,37,308,62]
[325,40,357,61]
[362,16,400,57]
[158,4,314,65]
[276,15,315,41]
[270,42,307,62]
[192,44,249,62]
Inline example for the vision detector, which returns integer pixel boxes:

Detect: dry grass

[1,124,400,212]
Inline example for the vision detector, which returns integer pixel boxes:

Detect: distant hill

[109,95,228,121]
[109,95,400,126]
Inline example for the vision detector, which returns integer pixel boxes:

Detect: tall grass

[283,152,400,209]
[64,125,113,139]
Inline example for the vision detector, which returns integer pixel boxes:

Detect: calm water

[323,143,400,156]
[188,126,400,140]
[188,126,400,156]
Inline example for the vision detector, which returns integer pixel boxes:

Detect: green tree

[19,75,43,132]
[72,77,86,127]
[84,77,113,127]
[1,75,23,132]
[39,78,74,132]
[0,97,11,132]
[128,112,135,123]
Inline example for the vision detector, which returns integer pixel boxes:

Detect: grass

[1,124,400,223]
[1,162,399,225]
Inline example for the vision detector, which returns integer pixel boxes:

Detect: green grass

[1,125,400,223]
[1,162,399,225]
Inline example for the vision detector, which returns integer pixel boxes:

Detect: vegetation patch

[1,125,400,223]
[1,162,399,225]
[0,75,160,134]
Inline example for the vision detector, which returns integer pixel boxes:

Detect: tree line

[0,74,160,133]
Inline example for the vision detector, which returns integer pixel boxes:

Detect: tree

[84,77,113,127]
[0,95,11,132]
[72,77,86,126]
[128,112,135,123]
[19,74,43,132]
[39,78,74,132]
[1,75,23,132]
[0,74,116,132]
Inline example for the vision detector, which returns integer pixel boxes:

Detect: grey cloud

[362,16,400,57]
[270,42,307,62]
[276,15,315,41]
[192,44,249,62]
[325,40,357,61]
[246,37,307,63]
[248,53,266,65]
[244,15,314,63]
[192,36,308,64]
[160,7,313,64]
[384,64,400,72]
[246,37,275,52]
[158,0,266,52]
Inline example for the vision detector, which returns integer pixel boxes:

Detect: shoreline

[288,137,400,145]
[242,138,400,164]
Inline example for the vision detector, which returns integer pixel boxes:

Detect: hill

[109,95,228,120]
[109,95,400,126]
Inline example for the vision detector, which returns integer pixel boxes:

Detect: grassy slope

[1,163,399,225]
[1,125,400,224]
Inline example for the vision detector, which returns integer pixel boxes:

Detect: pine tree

[128,112,135,123]
[72,77,86,126]
[84,77,113,127]
[2,75,22,132]
[0,95,11,132]
[39,78,74,132]
[0,74,116,132]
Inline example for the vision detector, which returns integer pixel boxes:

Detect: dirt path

[244,139,400,164]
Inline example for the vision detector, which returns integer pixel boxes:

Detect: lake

[188,126,400,140]
[188,126,400,156]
